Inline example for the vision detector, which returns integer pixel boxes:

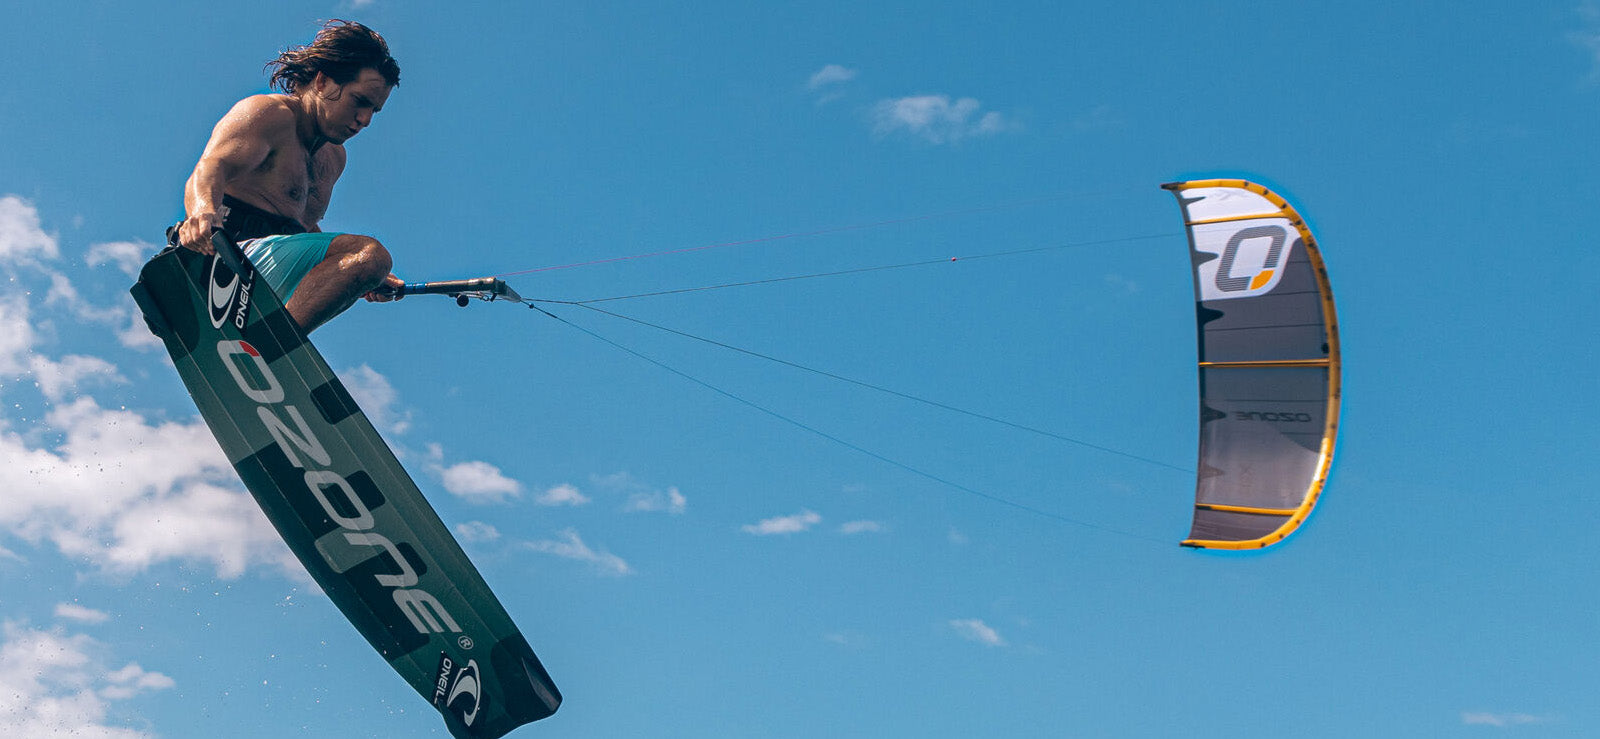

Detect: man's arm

[178,96,289,253]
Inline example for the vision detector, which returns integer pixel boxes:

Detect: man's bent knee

[329,234,393,285]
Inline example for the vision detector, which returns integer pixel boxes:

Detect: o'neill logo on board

[206,255,255,330]
[434,653,484,727]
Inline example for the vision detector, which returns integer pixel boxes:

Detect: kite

[1164,179,1342,549]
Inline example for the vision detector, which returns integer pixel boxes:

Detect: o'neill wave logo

[434,654,483,727]
[207,255,255,330]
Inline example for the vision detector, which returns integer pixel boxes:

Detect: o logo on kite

[457,635,475,650]
[1214,225,1290,296]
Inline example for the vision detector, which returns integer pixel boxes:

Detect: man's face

[314,68,393,144]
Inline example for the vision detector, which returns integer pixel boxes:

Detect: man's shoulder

[222,94,298,130]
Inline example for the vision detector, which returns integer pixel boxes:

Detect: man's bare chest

[255,147,322,202]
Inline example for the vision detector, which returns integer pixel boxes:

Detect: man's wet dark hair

[266,20,400,94]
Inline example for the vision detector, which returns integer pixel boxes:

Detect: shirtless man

[177,20,403,333]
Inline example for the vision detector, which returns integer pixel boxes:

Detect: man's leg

[282,234,392,333]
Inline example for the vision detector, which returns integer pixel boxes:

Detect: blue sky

[2,1,1597,736]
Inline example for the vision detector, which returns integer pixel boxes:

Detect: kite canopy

[1163,180,1341,549]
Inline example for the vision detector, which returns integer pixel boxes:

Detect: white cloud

[53,604,110,625]
[0,199,141,356]
[437,460,522,503]
[45,270,80,306]
[38,270,130,330]
[0,395,297,579]
[741,509,822,536]
[534,483,590,507]
[29,354,126,402]
[0,294,38,375]
[1461,712,1551,727]
[949,618,1006,647]
[100,662,176,700]
[338,364,411,435]
[589,471,632,489]
[0,196,296,580]
[838,520,884,535]
[86,241,152,279]
[0,195,59,266]
[807,64,858,90]
[947,527,969,545]
[0,621,174,738]
[98,478,294,578]
[623,487,686,515]
[454,521,501,543]
[872,95,1011,144]
[593,472,685,514]
[1070,104,1123,133]
[1575,2,1600,78]
[523,528,631,576]
[117,310,164,352]
[822,631,868,648]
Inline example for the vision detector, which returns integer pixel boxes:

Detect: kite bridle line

[519,297,1168,545]
[392,275,1182,545]
[392,228,1193,477]
[385,216,1190,543]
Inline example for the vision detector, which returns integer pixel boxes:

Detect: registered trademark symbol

[457,635,475,650]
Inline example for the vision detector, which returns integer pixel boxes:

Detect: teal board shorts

[240,232,340,301]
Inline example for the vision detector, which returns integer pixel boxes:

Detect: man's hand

[364,273,404,302]
[177,212,224,254]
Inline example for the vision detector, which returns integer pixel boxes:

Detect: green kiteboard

[130,232,559,738]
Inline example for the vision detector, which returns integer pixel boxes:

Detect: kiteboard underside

[130,243,559,738]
